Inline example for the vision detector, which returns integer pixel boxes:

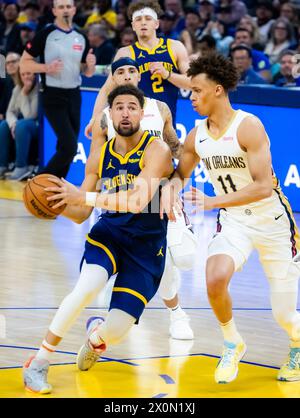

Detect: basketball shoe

[77,316,106,371]
[278,347,300,381]
[215,340,247,383]
[169,308,194,340]
[23,356,52,394]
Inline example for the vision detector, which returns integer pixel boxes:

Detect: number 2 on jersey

[151,74,164,93]
[217,174,237,194]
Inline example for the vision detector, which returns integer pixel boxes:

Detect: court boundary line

[2,307,299,311]
[0,347,280,371]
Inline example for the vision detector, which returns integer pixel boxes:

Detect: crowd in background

[0,0,299,181]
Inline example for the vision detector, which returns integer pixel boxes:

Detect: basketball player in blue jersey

[160,53,300,384]
[23,85,174,394]
[85,0,191,138]
[90,57,197,341]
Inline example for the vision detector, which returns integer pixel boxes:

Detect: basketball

[23,174,67,220]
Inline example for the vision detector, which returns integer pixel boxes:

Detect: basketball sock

[220,318,243,344]
[36,340,56,362]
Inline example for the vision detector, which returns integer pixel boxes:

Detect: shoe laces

[220,347,236,368]
[287,349,300,370]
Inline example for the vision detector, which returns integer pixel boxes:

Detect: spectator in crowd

[239,14,263,50]
[0,69,38,180]
[254,0,275,44]
[273,49,299,86]
[231,44,269,84]
[113,12,130,47]
[88,24,116,65]
[119,27,136,47]
[0,2,22,55]
[164,0,186,33]
[0,52,21,121]
[19,21,37,51]
[158,10,180,40]
[36,0,54,31]
[264,17,296,65]
[198,0,216,26]
[84,0,117,35]
[217,0,247,27]
[190,34,216,59]
[180,8,202,55]
[235,27,271,79]
[202,20,234,56]
[279,2,299,39]
[17,2,41,24]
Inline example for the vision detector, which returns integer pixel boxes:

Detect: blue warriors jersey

[130,38,179,123]
[96,130,167,237]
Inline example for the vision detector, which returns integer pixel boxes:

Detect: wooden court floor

[0,180,300,398]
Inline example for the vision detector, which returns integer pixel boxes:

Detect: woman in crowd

[0,69,38,181]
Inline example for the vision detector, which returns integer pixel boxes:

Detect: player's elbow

[260,184,273,199]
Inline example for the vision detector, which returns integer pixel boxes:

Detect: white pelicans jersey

[103,97,164,141]
[194,109,280,213]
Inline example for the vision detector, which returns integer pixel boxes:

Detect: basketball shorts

[208,197,300,283]
[81,219,167,321]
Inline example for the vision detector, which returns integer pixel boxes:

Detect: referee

[20,0,96,178]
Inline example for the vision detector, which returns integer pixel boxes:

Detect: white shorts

[208,196,300,281]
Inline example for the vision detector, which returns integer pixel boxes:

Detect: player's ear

[215,84,223,97]
[155,19,159,30]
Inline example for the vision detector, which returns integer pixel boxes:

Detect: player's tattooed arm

[89,111,108,160]
[157,100,183,159]
[100,112,108,130]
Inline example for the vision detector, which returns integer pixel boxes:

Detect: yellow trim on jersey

[135,38,164,55]
[129,45,136,60]
[139,136,159,169]
[86,235,117,274]
[109,131,149,164]
[113,287,147,305]
[166,38,178,70]
[276,190,300,252]
[98,141,109,179]
[205,110,239,141]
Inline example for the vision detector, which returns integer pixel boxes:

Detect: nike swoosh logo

[199,138,209,143]
[275,213,284,220]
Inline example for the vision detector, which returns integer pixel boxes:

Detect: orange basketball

[23,174,67,220]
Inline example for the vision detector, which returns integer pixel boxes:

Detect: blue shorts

[81,219,167,321]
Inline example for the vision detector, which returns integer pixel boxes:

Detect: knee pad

[168,223,197,271]
[158,250,181,301]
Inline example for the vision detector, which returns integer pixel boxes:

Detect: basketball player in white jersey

[88,57,197,341]
[160,53,300,383]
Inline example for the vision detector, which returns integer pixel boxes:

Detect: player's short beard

[114,122,140,137]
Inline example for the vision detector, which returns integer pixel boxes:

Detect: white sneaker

[169,308,194,340]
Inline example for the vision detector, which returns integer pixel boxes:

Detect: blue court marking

[123,352,281,371]
[153,393,168,398]
[0,344,138,367]
[159,374,175,384]
[0,351,280,373]
[0,307,291,311]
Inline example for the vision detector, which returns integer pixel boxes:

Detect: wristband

[85,192,97,207]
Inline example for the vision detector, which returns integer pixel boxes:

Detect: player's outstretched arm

[157,100,183,159]
[184,116,274,211]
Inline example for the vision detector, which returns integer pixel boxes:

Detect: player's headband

[132,8,158,21]
[111,58,139,75]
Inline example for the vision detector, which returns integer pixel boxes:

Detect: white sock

[36,340,56,362]
[220,318,243,344]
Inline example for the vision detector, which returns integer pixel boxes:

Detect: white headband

[132,8,158,21]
